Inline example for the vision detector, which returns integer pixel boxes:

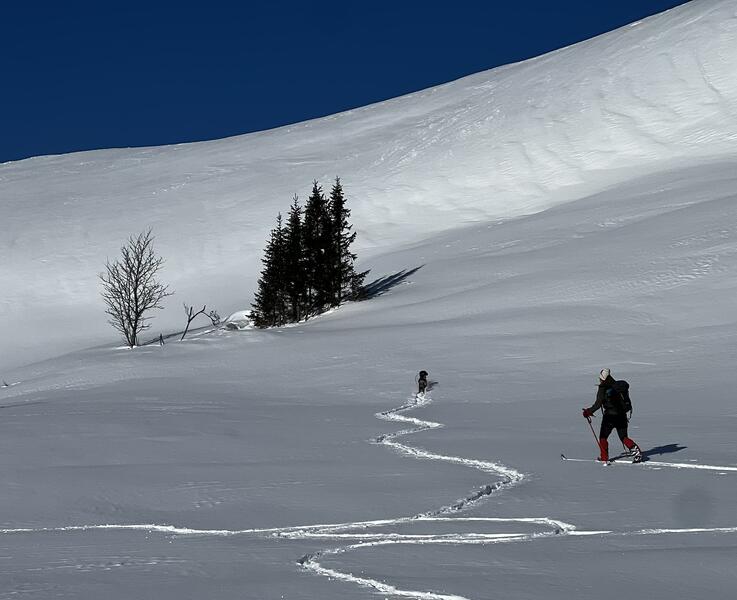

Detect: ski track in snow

[562,454,737,472]
[2,393,737,599]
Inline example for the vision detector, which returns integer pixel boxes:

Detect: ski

[561,453,640,465]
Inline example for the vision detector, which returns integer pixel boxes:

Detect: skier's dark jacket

[587,375,626,416]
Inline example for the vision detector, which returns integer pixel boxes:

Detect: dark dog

[418,370,428,395]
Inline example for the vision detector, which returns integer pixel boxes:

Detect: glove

[582,408,593,419]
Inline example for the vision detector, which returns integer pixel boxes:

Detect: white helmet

[599,368,610,381]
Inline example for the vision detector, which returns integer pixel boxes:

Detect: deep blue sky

[2,1,691,163]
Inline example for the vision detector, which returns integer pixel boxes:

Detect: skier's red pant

[598,413,638,461]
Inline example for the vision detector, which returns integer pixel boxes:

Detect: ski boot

[624,439,642,463]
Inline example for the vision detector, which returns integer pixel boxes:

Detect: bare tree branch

[99,229,172,347]
[181,303,220,341]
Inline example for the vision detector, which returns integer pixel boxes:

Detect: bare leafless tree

[180,303,221,341]
[99,230,172,347]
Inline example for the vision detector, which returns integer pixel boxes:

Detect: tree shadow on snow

[641,443,687,461]
[360,266,424,300]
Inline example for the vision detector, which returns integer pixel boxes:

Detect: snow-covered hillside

[3,3,737,598]
[3,157,737,599]
[2,0,737,370]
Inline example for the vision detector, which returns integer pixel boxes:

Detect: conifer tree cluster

[251,178,368,328]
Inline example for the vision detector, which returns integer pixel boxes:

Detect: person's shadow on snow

[640,443,687,461]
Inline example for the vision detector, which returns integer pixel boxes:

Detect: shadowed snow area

[3,2,737,599]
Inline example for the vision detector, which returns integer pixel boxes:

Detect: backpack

[606,380,632,413]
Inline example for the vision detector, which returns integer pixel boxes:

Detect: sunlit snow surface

[2,0,737,369]
[2,1,737,598]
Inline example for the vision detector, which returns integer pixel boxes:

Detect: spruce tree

[329,177,367,303]
[283,195,306,322]
[302,181,333,314]
[251,178,368,327]
[251,214,287,327]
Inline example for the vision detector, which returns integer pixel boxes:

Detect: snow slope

[2,159,737,599]
[2,2,737,598]
[2,0,737,370]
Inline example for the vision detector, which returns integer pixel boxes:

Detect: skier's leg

[615,419,640,452]
[622,436,641,456]
[615,416,641,460]
[598,417,614,462]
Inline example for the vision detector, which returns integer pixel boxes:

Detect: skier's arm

[584,387,605,416]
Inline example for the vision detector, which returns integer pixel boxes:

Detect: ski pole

[585,415,601,453]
